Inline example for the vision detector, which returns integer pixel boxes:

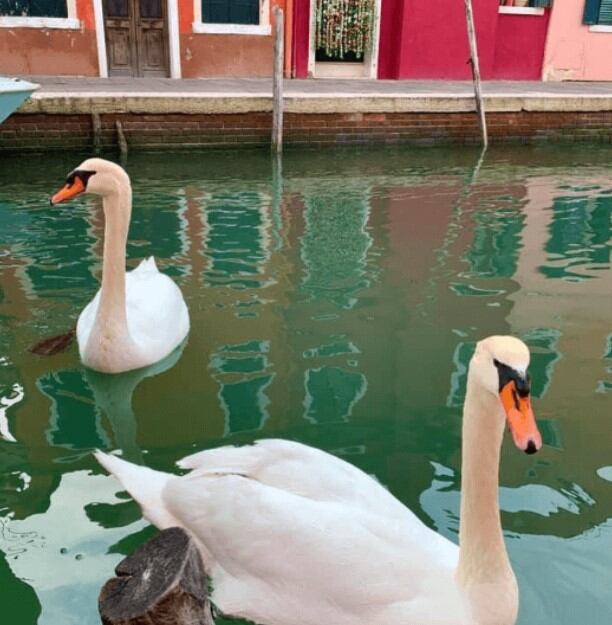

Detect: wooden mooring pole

[272,6,284,153]
[464,0,488,148]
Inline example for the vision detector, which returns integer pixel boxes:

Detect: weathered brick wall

[2,110,612,152]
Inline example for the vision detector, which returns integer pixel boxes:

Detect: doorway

[308,0,381,79]
[103,0,170,77]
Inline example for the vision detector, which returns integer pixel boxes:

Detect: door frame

[93,0,181,78]
[307,0,381,79]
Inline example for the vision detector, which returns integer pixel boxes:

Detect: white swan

[51,158,189,374]
[95,335,542,625]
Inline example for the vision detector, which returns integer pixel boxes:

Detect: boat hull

[0,77,39,124]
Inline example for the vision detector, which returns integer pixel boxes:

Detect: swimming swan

[95,335,542,625]
[51,158,189,373]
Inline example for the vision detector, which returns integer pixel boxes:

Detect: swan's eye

[493,359,530,397]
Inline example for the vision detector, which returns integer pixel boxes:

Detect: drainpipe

[284,0,294,77]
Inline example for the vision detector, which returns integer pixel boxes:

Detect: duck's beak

[50,176,85,205]
[500,381,542,454]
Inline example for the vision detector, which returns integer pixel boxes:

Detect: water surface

[0,146,611,624]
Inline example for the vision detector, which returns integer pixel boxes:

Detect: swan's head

[50,158,129,204]
[470,335,542,455]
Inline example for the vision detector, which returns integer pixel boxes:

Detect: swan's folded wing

[178,439,413,520]
[162,472,460,625]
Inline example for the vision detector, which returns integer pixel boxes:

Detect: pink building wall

[543,2,612,81]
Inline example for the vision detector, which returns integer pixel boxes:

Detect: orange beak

[51,176,86,205]
[500,380,542,454]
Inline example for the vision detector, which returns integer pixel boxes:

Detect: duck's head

[50,158,129,204]
[469,335,542,455]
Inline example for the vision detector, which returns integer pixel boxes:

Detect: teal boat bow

[0,77,39,124]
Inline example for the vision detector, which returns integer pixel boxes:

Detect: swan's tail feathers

[133,256,159,277]
[94,450,178,530]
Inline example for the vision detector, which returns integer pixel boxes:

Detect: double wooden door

[103,0,169,77]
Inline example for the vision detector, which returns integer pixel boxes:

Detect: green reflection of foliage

[301,193,372,308]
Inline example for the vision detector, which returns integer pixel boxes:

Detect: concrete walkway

[18,76,612,115]
[22,75,612,96]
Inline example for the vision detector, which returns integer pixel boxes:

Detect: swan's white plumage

[77,256,189,370]
[95,440,466,625]
[95,337,536,625]
[54,158,189,373]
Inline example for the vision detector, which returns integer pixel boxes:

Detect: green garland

[315,0,375,60]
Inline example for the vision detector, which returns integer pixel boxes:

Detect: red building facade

[294,0,551,80]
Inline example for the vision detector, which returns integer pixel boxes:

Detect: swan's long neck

[456,377,512,586]
[92,182,132,342]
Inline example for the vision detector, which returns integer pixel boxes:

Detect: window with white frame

[193,0,270,34]
[498,0,552,12]
[0,0,66,16]
[0,0,78,27]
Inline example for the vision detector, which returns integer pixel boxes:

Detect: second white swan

[95,335,542,625]
[51,158,189,374]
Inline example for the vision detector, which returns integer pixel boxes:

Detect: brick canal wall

[3,110,612,152]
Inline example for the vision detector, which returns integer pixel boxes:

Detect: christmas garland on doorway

[315,0,375,60]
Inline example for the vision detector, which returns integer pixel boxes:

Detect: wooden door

[103,0,169,77]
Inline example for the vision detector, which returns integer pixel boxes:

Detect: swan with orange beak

[95,335,544,625]
[47,158,189,374]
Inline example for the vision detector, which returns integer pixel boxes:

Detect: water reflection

[210,339,274,435]
[84,342,186,461]
[0,146,611,625]
[301,187,372,308]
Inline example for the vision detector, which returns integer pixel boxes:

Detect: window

[193,0,270,34]
[498,0,551,15]
[203,0,258,25]
[584,0,612,25]
[0,0,66,17]
[0,0,78,27]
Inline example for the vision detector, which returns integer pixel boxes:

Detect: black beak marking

[525,440,538,455]
[494,358,530,397]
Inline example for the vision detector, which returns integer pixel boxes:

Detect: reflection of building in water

[38,370,109,453]
[302,339,365,424]
[504,177,612,536]
[209,340,274,435]
[300,190,373,308]
[202,191,272,289]
[304,366,367,424]
[295,185,374,425]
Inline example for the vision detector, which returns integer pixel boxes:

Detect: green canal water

[0,146,611,625]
